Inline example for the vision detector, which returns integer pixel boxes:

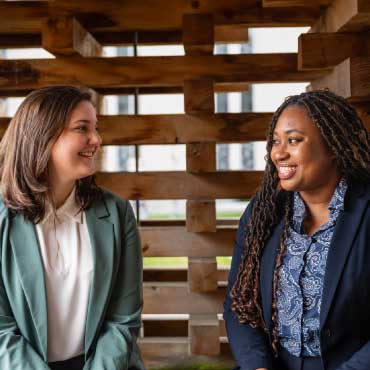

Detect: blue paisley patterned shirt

[277,178,348,357]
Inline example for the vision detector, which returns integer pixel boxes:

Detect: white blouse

[35,188,93,362]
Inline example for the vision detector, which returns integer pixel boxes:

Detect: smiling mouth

[78,151,95,158]
[278,165,297,180]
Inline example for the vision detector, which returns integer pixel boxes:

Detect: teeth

[279,166,296,175]
[79,151,94,157]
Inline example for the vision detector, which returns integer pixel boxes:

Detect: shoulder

[96,187,135,221]
[99,187,129,208]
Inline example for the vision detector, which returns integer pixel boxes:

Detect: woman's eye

[272,139,280,145]
[288,138,301,144]
[75,126,86,132]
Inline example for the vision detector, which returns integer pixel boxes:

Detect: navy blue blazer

[224,181,370,370]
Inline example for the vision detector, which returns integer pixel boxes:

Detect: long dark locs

[230,90,370,355]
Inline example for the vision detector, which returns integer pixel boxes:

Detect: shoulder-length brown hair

[0,85,102,223]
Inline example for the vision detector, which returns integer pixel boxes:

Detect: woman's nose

[89,129,102,147]
[272,145,289,161]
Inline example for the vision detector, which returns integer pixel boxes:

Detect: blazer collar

[320,180,370,327]
[84,195,116,357]
[9,194,116,360]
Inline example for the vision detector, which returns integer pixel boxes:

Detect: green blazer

[0,189,145,370]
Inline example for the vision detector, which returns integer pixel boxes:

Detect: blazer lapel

[260,218,284,331]
[84,197,116,355]
[320,182,370,328]
[9,214,48,360]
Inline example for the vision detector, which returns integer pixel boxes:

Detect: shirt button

[323,329,332,337]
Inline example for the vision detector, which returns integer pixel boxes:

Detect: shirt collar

[41,187,83,224]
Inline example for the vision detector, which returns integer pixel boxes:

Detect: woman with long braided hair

[224,90,370,370]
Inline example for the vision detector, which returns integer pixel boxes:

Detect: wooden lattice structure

[1,0,370,367]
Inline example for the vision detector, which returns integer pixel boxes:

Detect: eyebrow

[72,119,98,125]
[273,129,305,135]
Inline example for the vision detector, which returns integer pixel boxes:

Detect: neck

[299,175,341,219]
[50,178,75,209]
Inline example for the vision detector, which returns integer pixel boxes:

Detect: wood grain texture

[0,54,328,93]
[42,17,102,57]
[310,0,370,33]
[0,113,272,143]
[0,27,249,48]
[310,57,370,101]
[0,0,319,34]
[263,0,332,6]
[142,283,225,314]
[298,32,370,70]
[188,257,218,292]
[95,171,262,200]
[140,226,236,257]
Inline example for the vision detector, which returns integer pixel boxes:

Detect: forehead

[69,100,97,122]
[274,106,319,135]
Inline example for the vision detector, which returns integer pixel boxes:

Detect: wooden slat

[142,318,228,337]
[4,112,368,142]
[183,14,214,56]
[96,171,262,200]
[310,57,370,101]
[263,0,332,6]
[298,32,370,70]
[0,85,249,97]
[143,267,229,282]
[188,258,218,292]
[186,200,217,232]
[42,17,102,57]
[0,27,248,49]
[0,1,319,35]
[140,226,236,257]
[2,112,270,143]
[140,220,238,227]
[0,54,329,93]
[143,283,225,314]
[98,112,271,144]
[310,0,370,33]
[138,338,233,368]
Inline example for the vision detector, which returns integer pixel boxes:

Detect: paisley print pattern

[277,178,348,357]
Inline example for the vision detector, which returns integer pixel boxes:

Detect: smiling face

[49,100,102,189]
[271,106,340,195]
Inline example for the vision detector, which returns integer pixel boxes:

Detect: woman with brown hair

[224,90,370,370]
[0,86,145,370]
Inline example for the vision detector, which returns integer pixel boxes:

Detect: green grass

[144,256,231,268]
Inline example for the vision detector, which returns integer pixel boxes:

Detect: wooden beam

[183,14,214,56]
[95,171,262,200]
[263,0,332,7]
[143,283,225,314]
[186,200,217,232]
[189,315,220,355]
[1,112,271,143]
[142,317,228,337]
[143,267,229,282]
[42,17,102,57]
[99,112,270,144]
[0,54,329,93]
[215,25,248,43]
[310,0,370,33]
[140,226,236,257]
[310,57,370,101]
[4,111,369,142]
[0,27,248,49]
[188,258,218,292]
[138,338,233,369]
[298,32,370,70]
[0,1,319,35]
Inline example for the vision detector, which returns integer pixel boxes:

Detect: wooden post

[183,13,220,357]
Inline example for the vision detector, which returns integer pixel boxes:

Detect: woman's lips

[278,165,297,180]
